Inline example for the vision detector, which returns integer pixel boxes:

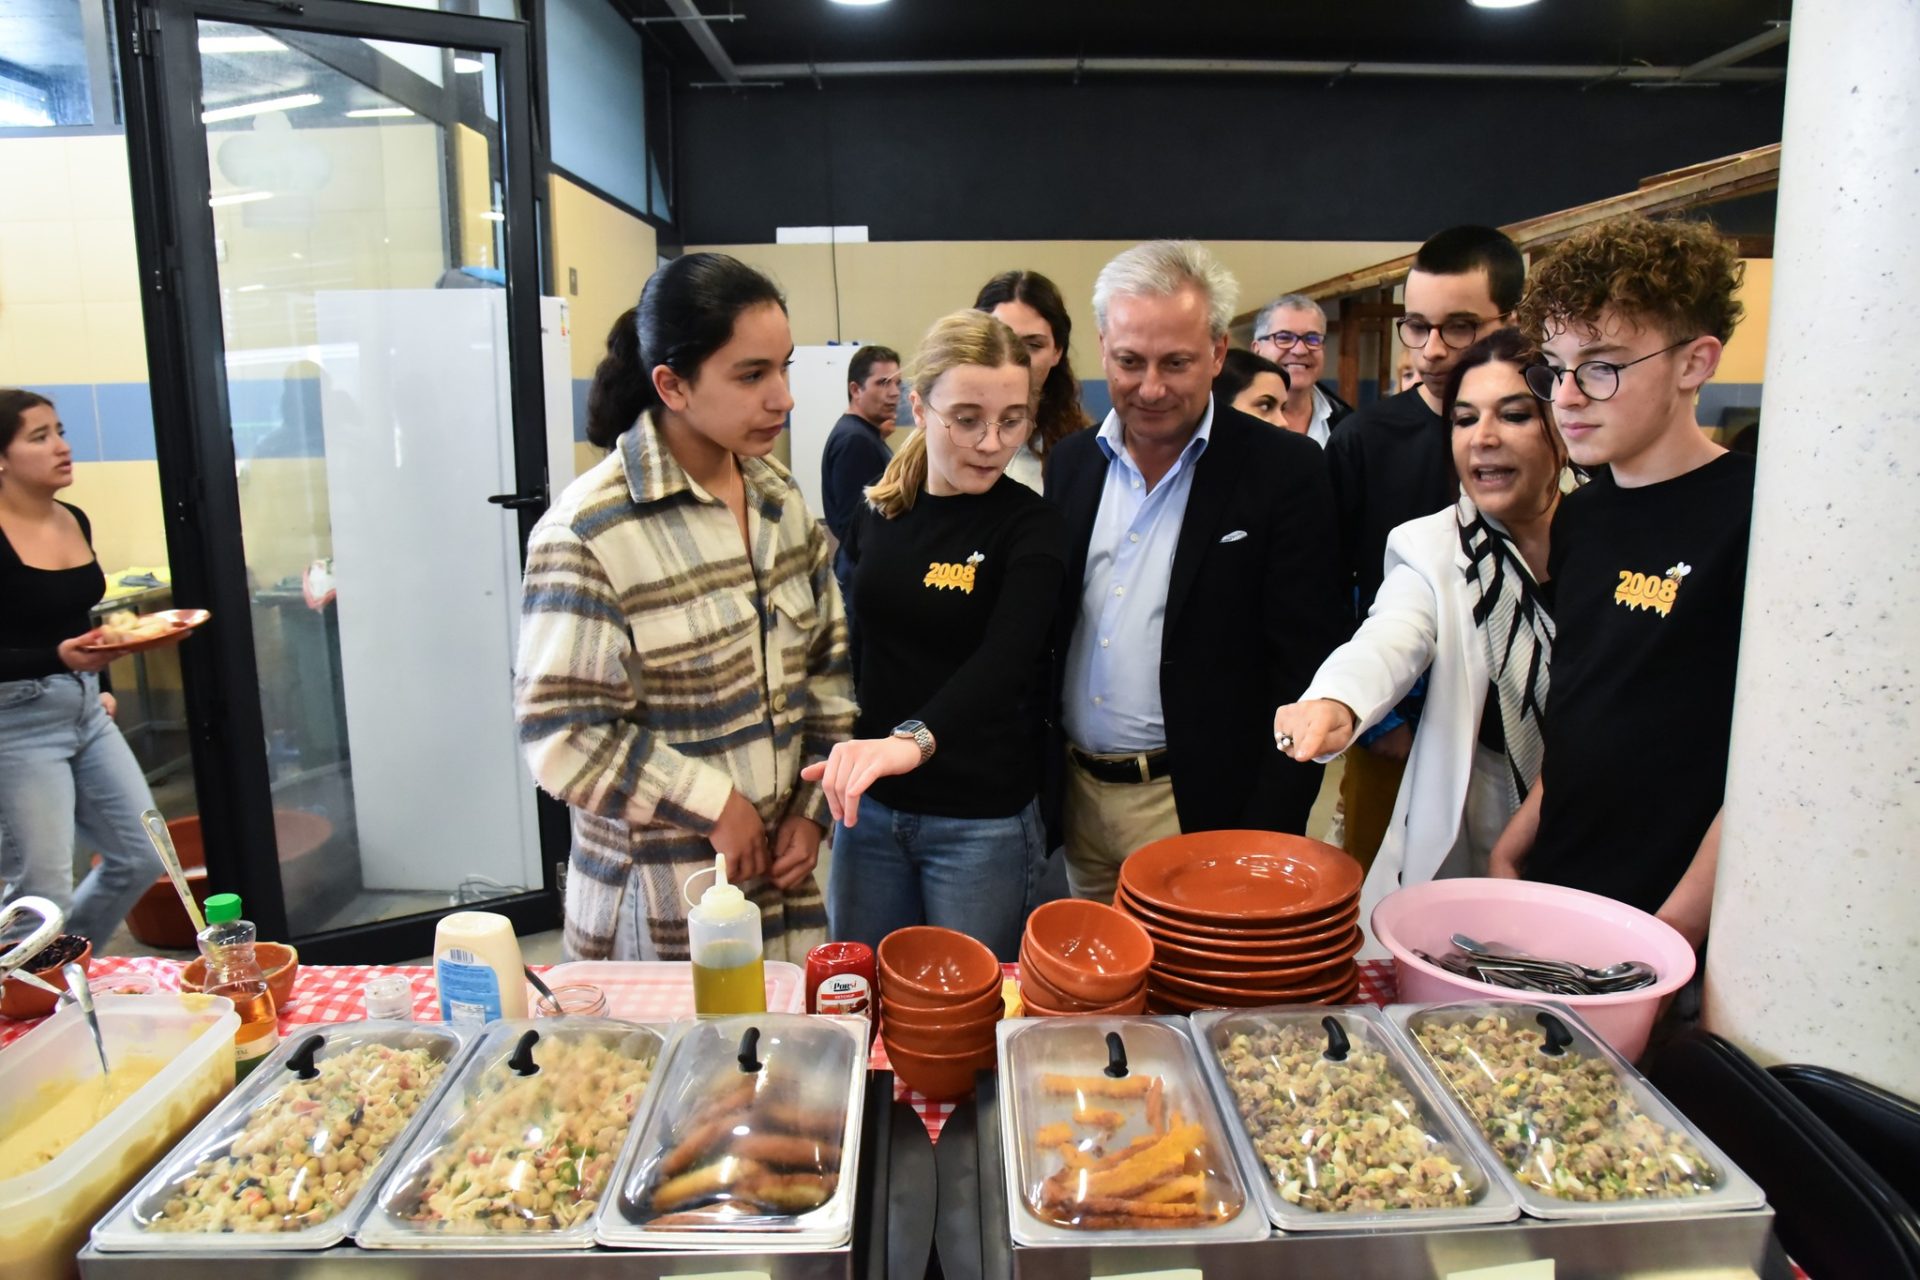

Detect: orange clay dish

[1027,1072,1236,1230]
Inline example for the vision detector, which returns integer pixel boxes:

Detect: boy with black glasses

[1491,213,1751,951]
[1324,225,1524,867]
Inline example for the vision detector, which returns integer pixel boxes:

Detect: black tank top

[0,501,107,682]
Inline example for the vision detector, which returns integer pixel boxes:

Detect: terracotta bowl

[877,926,1001,1003]
[1020,980,1148,1018]
[119,811,333,950]
[881,1005,1001,1057]
[0,935,92,1020]
[182,941,300,1011]
[1017,943,1130,1012]
[1021,898,1153,1004]
[887,1040,997,1101]
[880,980,1005,1025]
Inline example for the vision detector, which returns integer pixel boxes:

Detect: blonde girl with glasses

[803,311,1067,960]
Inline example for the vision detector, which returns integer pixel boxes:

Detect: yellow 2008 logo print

[1614,561,1690,617]
[924,550,986,594]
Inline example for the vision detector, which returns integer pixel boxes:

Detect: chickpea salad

[1214,1023,1476,1214]
[1412,1013,1718,1202]
[401,1032,654,1233]
[146,1042,446,1234]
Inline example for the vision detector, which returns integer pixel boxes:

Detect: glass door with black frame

[125,0,558,952]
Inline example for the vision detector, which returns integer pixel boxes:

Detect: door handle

[487,489,546,511]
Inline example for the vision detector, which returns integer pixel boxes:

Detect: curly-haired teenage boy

[1490,213,1751,951]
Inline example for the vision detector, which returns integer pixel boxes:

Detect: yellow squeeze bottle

[688,854,766,1016]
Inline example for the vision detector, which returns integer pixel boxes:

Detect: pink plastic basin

[1371,877,1697,1061]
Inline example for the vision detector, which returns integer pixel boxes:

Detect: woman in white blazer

[1275,330,1570,955]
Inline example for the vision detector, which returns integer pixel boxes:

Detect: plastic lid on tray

[92,1020,476,1252]
[358,1017,666,1250]
[1187,1005,1516,1231]
[601,1012,866,1250]
[995,1015,1267,1248]
[1399,1000,1766,1221]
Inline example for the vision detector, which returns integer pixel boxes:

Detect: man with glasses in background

[1046,241,1347,902]
[1323,225,1526,870]
[1491,213,1751,957]
[1251,293,1351,446]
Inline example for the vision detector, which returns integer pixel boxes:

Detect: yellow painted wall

[549,173,658,379]
[1719,256,1772,384]
[683,239,1421,366]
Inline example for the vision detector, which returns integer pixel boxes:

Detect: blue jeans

[0,672,163,945]
[827,794,1044,962]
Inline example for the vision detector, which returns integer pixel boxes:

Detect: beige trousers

[1061,750,1182,904]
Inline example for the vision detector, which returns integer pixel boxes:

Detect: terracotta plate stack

[1112,830,1364,1014]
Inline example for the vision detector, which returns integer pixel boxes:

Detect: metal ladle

[64,961,111,1077]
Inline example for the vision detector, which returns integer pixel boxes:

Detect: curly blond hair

[1517,213,1745,345]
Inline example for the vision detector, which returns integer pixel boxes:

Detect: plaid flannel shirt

[514,417,855,960]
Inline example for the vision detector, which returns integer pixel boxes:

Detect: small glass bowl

[533,983,608,1017]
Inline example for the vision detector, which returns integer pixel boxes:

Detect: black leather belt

[1068,744,1171,785]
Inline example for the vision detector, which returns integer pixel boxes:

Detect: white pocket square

[1219,529,1248,543]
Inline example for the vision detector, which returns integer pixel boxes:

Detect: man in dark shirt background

[820,344,901,605]
[1323,225,1525,868]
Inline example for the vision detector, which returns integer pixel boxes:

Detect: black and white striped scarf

[1457,494,1555,807]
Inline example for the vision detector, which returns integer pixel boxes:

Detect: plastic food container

[92,1020,477,1251]
[1396,1001,1766,1220]
[996,1015,1267,1248]
[0,994,238,1280]
[600,1012,867,1251]
[358,1016,667,1250]
[1188,1005,1517,1231]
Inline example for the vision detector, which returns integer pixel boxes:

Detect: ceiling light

[209,190,275,207]
[201,92,321,123]
[1468,0,1540,8]
[453,57,485,73]
[345,106,415,118]
[828,0,890,6]
[198,35,286,54]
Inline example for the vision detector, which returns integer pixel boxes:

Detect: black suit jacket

[1045,404,1348,838]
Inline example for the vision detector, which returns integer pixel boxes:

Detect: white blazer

[1300,506,1497,957]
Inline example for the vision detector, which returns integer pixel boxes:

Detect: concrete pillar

[1702,0,1920,1098]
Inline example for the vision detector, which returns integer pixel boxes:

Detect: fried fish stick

[1040,1073,1155,1099]
[1076,1125,1204,1200]
[1072,1106,1126,1130]
[1135,1174,1206,1205]
[1035,1123,1075,1148]
[651,1156,766,1212]
[1145,1077,1166,1133]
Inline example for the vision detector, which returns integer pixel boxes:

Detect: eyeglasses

[1396,315,1504,350]
[1523,337,1699,403]
[925,403,1034,448]
[1254,329,1325,350]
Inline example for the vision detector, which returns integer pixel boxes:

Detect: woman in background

[807,311,1065,960]
[1213,348,1293,428]
[1272,330,1568,952]
[0,389,163,946]
[973,270,1092,491]
[515,256,856,962]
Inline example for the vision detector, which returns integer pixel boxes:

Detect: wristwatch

[890,720,936,764]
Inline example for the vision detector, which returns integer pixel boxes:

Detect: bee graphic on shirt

[1613,561,1691,618]
[924,551,985,594]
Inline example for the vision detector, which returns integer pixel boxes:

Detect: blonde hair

[865,311,1030,518]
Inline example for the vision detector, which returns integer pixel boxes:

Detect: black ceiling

[629,0,1793,83]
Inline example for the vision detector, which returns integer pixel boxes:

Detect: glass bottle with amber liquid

[196,892,279,1078]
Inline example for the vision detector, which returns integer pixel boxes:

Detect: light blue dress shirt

[1061,399,1215,753]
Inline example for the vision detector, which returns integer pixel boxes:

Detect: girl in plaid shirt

[514,255,855,961]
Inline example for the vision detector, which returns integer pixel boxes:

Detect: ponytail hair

[865,310,1029,519]
[583,254,788,449]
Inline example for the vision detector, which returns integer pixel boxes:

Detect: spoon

[64,961,111,1077]
[1451,934,1655,990]
[142,809,206,935]
[524,965,557,1010]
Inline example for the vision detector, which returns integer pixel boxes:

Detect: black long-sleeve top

[844,477,1066,819]
[1,501,107,682]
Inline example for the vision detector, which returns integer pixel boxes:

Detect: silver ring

[1276,733,1295,751]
